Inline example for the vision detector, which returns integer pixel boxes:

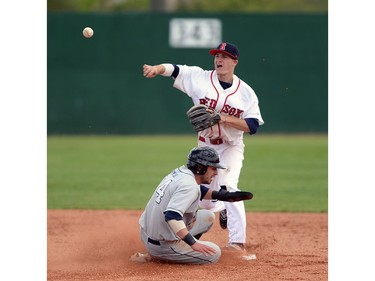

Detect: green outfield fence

[47,12,327,134]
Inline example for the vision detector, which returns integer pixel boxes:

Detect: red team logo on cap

[219,43,227,50]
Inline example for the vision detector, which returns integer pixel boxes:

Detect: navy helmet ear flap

[187,160,208,175]
[195,163,207,175]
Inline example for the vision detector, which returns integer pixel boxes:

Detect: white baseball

[83,27,94,38]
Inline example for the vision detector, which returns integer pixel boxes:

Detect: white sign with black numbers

[169,18,222,48]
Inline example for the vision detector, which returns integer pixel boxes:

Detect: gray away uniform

[139,165,221,264]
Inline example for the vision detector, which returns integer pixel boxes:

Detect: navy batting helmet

[187,146,225,175]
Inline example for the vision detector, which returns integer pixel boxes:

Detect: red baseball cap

[209,42,240,60]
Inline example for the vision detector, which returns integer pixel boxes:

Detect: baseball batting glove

[186,104,221,132]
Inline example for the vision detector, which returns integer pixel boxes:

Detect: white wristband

[161,63,174,77]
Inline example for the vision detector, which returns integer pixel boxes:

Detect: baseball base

[130,252,151,263]
[242,254,257,261]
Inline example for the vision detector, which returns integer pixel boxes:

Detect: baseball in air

[83,27,94,38]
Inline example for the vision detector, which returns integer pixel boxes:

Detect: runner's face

[201,166,218,184]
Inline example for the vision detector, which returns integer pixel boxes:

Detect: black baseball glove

[212,186,253,202]
[186,104,221,132]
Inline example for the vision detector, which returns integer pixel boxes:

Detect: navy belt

[147,237,161,246]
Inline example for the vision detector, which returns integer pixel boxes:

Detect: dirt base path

[47,210,327,281]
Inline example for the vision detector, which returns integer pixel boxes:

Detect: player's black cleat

[219,209,227,229]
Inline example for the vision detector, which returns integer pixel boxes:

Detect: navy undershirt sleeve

[171,64,180,78]
[245,118,260,135]
[200,185,210,200]
[164,210,183,221]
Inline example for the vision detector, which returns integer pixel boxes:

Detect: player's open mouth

[217,64,223,68]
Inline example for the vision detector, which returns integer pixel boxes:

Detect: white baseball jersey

[173,65,264,145]
[139,165,201,241]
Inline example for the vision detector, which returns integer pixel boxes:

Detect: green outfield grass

[47,134,327,212]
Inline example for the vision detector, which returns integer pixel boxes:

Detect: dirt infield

[47,210,327,281]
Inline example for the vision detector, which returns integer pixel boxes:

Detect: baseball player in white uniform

[139,146,253,264]
[143,42,264,251]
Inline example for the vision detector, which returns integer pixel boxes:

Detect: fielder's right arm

[143,64,174,78]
